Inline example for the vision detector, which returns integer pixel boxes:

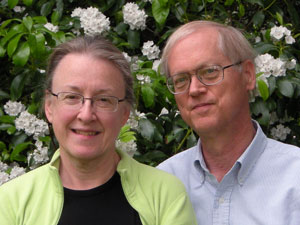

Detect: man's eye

[174,75,188,85]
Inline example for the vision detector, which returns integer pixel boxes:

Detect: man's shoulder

[157,145,198,172]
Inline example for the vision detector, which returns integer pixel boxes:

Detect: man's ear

[44,94,53,123]
[242,59,256,91]
[121,104,131,127]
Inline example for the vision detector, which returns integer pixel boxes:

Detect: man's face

[167,28,255,137]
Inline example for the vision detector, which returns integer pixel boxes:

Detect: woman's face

[45,53,130,162]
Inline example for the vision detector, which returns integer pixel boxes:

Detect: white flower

[286,59,297,70]
[270,124,291,141]
[123,52,132,63]
[255,53,286,77]
[255,36,261,43]
[123,3,148,30]
[44,23,59,33]
[71,7,110,36]
[0,162,9,172]
[142,41,160,60]
[159,107,169,116]
[4,100,26,116]
[116,139,137,157]
[270,25,287,41]
[71,7,83,17]
[285,35,295,44]
[136,74,151,84]
[152,59,161,71]
[15,111,49,140]
[9,166,25,179]
[13,6,26,13]
[0,172,10,186]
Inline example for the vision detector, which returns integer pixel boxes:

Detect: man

[158,20,300,225]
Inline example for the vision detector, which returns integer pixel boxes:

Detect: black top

[58,172,143,225]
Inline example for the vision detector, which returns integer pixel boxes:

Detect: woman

[0,36,197,225]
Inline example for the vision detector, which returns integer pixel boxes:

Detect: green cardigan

[0,149,197,225]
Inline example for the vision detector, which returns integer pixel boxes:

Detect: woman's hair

[161,20,257,77]
[44,35,134,107]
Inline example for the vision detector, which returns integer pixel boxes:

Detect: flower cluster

[123,3,148,30]
[0,162,26,186]
[71,7,110,35]
[270,25,295,44]
[4,100,26,116]
[136,74,151,84]
[15,111,49,140]
[116,139,137,157]
[44,23,59,33]
[255,54,296,87]
[270,124,291,141]
[13,6,25,13]
[142,41,160,60]
[27,140,49,169]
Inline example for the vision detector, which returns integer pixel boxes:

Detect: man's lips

[71,129,100,136]
[191,102,213,110]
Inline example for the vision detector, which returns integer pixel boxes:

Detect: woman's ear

[44,94,53,123]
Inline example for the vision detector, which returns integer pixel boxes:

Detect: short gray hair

[44,35,134,107]
[161,20,257,77]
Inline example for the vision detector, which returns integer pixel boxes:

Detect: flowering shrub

[0,0,300,185]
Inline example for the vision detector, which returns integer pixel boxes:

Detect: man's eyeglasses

[48,91,126,112]
[167,61,242,94]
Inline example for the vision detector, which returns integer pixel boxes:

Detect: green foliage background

[0,0,300,172]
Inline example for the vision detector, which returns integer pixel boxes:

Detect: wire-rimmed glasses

[167,61,242,94]
[49,91,125,112]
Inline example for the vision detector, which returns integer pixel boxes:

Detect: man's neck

[200,119,256,182]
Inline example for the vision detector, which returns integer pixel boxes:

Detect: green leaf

[7,126,16,135]
[152,0,170,26]
[250,99,270,126]
[12,42,30,66]
[23,16,33,31]
[10,73,27,100]
[7,33,23,57]
[10,142,31,162]
[35,32,46,55]
[254,42,277,54]
[245,0,264,7]
[238,3,245,17]
[251,11,265,27]
[8,0,19,9]
[0,115,15,124]
[127,29,140,49]
[0,45,6,57]
[224,0,234,6]
[51,11,60,24]
[139,119,155,141]
[141,85,155,108]
[0,124,13,130]
[23,0,33,6]
[1,24,25,46]
[257,79,269,101]
[40,1,54,17]
[0,90,10,99]
[278,80,294,98]
[276,12,283,25]
[0,141,6,151]
[32,16,48,24]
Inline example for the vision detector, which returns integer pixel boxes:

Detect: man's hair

[161,20,257,77]
[44,35,134,107]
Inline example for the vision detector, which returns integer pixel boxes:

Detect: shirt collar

[236,120,267,185]
[193,120,267,186]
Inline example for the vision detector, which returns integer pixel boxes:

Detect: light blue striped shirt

[158,121,300,225]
